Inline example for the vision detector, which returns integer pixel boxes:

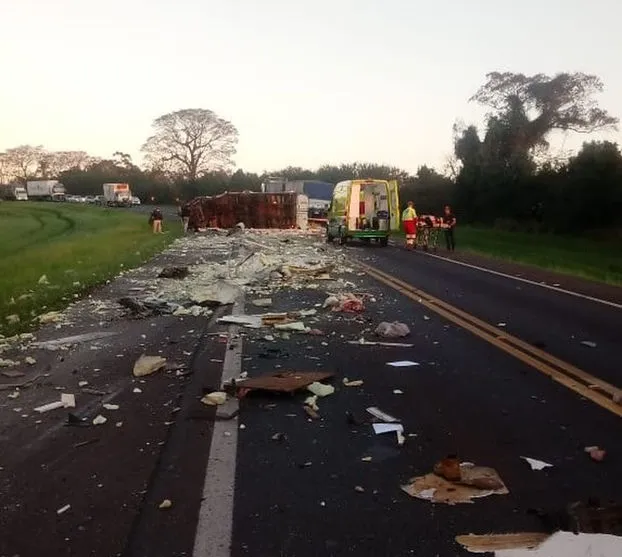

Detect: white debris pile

[140,231,350,314]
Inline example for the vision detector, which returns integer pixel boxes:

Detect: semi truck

[26,180,66,201]
[0,184,28,201]
[262,178,334,219]
[102,183,132,206]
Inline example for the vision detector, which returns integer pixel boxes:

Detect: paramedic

[402,201,417,249]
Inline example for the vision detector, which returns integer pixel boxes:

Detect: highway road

[0,233,620,557]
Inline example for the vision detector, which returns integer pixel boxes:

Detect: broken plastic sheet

[457,532,622,556]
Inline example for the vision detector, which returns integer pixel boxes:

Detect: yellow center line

[359,262,622,418]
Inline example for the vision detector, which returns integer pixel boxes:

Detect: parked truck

[26,180,66,201]
[0,184,28,201]
[102,183,132,207]
[262,178,334,222]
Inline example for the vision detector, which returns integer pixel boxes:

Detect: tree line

[1,72,620,235]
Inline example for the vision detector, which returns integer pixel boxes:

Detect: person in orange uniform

[401,201,417,249]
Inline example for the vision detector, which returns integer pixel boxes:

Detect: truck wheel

[380,237,389,247]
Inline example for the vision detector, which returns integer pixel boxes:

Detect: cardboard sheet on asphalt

[235,371,334,393]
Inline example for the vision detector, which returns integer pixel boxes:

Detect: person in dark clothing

[442,205,456,251]
[149,207,163,234]
[179,203,191,234]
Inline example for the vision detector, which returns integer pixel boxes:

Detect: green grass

[0,202,180,336]
[395,226,622,285]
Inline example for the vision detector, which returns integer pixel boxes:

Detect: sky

[1,0,621,175]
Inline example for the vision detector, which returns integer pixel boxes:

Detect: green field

[0,202,179,336]
[437,226,622,285]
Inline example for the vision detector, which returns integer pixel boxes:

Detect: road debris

[459,531,622,556]
[158,266,189,279]
[343,378,363,387]
[34,393,76,413]
[580,340,597,348]
[252,298,273,308]
[521,456,553,471]
[354,486,365,493]
[1,369,24,378]
[375,321,410,338]
[234,371,334,394]
[402,459,508,504]
[386,360,419,367]
[0,358,19,367]
[159,499,173,509]
[307,382,335,397]
[38,274,50,285]
[323,293,365,313]
[133,388,143,393]
[584,446,606,462]
[56,504,71,515]
[38,311,62,324]
[201,391,227,406]
[24,356,36,365]
[348,339,414,347]
[103,403,119,410]
[304,395,319,412]
[133,355,167,377]
[33,331,118,351]
[456,533,550,553]
[366,407,399,423]
[92,415,107,425]
[372,423,404,435]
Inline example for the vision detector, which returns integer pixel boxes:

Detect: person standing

[150,207,163,234]
[442,205,456,251]
[401,201,417,249]
[180,203,191,234]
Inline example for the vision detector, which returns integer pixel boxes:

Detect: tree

[471,72,619,152]
[142,109,239,181]
[3,145,45,181]
[38,151,90,178]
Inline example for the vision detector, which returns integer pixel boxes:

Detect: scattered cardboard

[401,463,508,505]
[456,533,550,553]
[235,371,334,394]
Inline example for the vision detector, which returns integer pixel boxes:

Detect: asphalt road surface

[1,232,620,557]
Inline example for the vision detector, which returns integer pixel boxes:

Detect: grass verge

[393,226,622,286]
[0,202,180,336]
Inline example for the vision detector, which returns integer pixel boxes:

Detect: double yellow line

[360,262,622,418]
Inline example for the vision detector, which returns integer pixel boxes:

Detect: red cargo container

[187,192,308,231]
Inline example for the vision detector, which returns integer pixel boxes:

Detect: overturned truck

[187,191,309,231]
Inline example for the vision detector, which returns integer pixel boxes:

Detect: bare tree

[0,152,16,184]
[38,150,90,178]
[4,145,45,181]
[141,109,239,181]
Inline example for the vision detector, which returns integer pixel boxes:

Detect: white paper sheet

[387,360,419,367]
[373,423,404,434]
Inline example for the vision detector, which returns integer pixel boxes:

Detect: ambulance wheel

[380,237,388,247]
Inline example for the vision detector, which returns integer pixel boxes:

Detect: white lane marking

[193,297,244,557]
[388,240,622,310]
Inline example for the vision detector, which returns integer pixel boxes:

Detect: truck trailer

[262,179,334,218]
[26,180,66,201]
[102,183,132,206]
